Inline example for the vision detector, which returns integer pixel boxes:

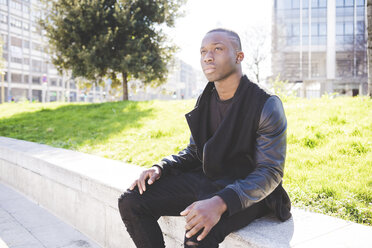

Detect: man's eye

[200,50,206,55]
[215,47,222,51]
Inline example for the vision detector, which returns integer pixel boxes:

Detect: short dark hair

[207,28,242,51]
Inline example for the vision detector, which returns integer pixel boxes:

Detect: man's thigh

[185,200,269,247]
[120,169,216,217]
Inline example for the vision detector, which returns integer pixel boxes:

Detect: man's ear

[236,51,244,64]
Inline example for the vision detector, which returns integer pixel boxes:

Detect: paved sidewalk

[0,182,101,248]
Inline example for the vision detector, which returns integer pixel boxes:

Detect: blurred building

[0,0,107,103]
[272,0,368,98]
[129,58,203,101]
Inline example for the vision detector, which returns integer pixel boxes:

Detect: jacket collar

[185,75,252,160]
[195,75,250,108]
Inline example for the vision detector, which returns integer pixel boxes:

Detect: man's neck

[214,73,242,101]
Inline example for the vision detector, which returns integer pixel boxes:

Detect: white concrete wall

[0,137,371,248]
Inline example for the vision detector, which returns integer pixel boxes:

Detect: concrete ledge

[0,136,371,247]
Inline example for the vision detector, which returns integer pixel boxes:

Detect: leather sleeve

[153,135,201,176]
[217,95,287,216]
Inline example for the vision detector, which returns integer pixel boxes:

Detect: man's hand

[180,196,227,241]
[129,166,162,194]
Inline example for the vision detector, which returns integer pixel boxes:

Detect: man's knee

[118,190,141,220]
[184,226,226,248]
[185,240,199,247]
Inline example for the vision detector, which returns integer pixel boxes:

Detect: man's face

[200,32,240,82]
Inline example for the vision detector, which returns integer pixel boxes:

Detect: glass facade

[276,0,327,47]
[272,0,367,97]
[0,0,104,102]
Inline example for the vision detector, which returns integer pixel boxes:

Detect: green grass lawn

[0,97,371,225]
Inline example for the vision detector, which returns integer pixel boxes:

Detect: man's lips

[203,67,216,74]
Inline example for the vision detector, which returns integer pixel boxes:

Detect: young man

[118,28,291,248]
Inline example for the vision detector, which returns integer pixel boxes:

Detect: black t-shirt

[208,87,234,137]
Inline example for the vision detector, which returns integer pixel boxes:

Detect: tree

[368,0,372,97]
[40,0,185,100]
[242,26,270,84]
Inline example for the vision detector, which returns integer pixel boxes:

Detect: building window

[318,0,327,7]
[23,4,29,13]
[311,23,318,36]
[356,21,365,34]
[42,62,47,73]
[51,79,57,86]
[23,22,29,31]
[31,11,41,22]
[345,0,354,6]
[302,0,309,8]
[31,24,41,35]
[49,91,57,102]
[0,13,7,23]
[337,0,360,7]
[286,23,301,45]
[302,23,309,36]
[310,0,327,8]
[345,22,353,35]
[11,57,22,64]
[32,76,40,84]
[10,0,22,11]
[319,22,327,35]
[0,0,7,5]
[337,59,353,77]
[336,22,356,45]
[32,59,42,72]
[23,58,29,64]
[33,60,42,72]
[11,73,22,83]
[311,0,318,7]
[292,0,300,9]
[357,0,365,6]
[311,63,319,77]
[356,57,366,76]
[336,0,344,6]
[11,36,22,47]
[336,22,343,35]
[32,42,42,51]
[24,75,29,83]
[10,18,22,29]
[23,40,30,48]
[277,0,291,9]
[311,22,327,35]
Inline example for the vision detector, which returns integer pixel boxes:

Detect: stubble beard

[205,68,236,83]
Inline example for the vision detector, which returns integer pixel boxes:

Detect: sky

[164,0,273,78]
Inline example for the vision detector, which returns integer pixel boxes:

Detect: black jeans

[118,169,269,248]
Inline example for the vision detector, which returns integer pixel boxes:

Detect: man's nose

[203,51,213,63]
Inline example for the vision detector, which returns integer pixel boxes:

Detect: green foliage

[268,74,296,100]
[284,96,371,225]
[0,97,371,225]
[0,100,193,165]
[39,0,185,99]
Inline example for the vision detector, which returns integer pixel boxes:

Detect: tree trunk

[368,0,372,97]
[122,71,128,101]
[255,62,260,84]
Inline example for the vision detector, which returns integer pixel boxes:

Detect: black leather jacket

[215,95,288,217]
[156,86,290,221]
